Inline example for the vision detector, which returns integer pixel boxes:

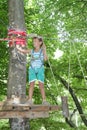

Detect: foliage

[0,0,87,129]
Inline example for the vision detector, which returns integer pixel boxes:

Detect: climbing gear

[30,49,44,75]
[30,49,44,67]
[8,29,27,47]
[72,42,87,85]
[47,57,59,93]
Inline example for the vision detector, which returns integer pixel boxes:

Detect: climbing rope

[8,29,27,46]
[72,42,87,86]
[8,29,27,64]
[47,55,59,93]
[68,42,72,89]
[0,29,27,64]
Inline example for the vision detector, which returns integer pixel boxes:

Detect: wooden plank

[61,96,69,118]
[49,105,61,111]
[0,111,49,119]
[28,105,61,112]
[0,96,69,119]
[0,102,60,112]
[0,101,61,119]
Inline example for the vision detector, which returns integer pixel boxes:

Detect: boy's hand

[42,43,46,50]
[44,55,48,61]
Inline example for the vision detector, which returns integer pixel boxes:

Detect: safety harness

[30,49,44,76]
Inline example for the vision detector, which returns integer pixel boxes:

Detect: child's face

[33,38,41,48]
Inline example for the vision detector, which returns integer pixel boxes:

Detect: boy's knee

[39,81,44,85]
[30,81,35,87]
[39,82,44,88]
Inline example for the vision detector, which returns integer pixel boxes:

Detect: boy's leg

[37,67,50,105]
[27,67,36,104]
[39,81,46,100]
[37,66,46,100]
[28,81,35,100]
[39,81,50,105]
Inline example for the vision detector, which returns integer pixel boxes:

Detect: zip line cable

[47,56,59,93]
[68,42,72,90]
[72,42,87,86]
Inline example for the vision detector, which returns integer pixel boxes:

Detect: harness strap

[30,49,44,75]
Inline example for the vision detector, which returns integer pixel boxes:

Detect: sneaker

[25,99,33,105]
[42,100,50,105]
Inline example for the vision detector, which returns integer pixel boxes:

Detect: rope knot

[8,29,27,47]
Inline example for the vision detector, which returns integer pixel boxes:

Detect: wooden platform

[0,97,69,119]
[0,102,61,119]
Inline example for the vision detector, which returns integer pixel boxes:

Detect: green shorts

[29,66,44,83]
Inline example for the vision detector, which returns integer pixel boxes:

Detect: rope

[8,29,26,36]
[72,42,87,86]
[43,37,87,42]
[8,29,27,47]
[0,38,26,42]
[68,42,72,90]
[47,56,59,93]
[8,29,27,64]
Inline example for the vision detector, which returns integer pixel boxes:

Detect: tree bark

[7,0,30,129]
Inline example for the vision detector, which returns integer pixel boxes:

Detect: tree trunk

[7,0,30,129]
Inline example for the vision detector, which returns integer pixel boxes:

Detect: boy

[17,36,49,105]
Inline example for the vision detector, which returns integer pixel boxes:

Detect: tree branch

[65,117,76,128]
[58,76,87,126]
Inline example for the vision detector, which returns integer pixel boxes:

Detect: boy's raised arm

[42,43,48,61]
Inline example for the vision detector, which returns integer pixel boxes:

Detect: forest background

[0,0,87,129]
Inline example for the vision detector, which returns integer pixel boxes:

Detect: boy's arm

[11,39,31,54]
[42,44,48,61]
[16,45,31,54]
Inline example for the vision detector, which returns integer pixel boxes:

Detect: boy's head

[33,36,43,49]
